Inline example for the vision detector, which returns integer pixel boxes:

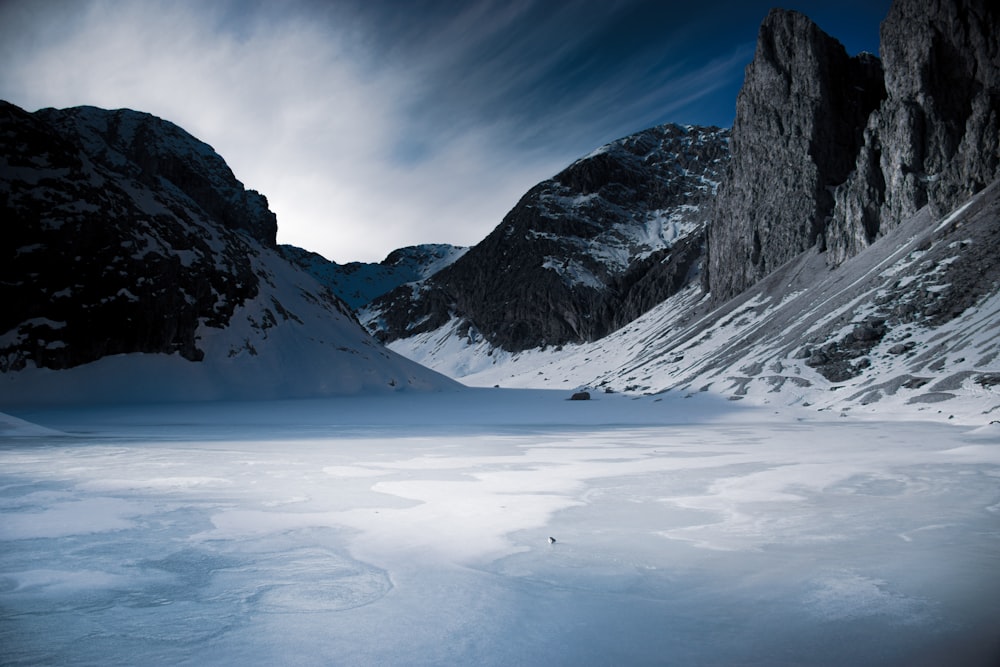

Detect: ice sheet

[2,391,999,665]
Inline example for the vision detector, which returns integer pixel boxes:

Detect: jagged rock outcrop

[708,0,1000,300]
[827,0,1000,265]
[705,8,885,301]
[366,124,729,351]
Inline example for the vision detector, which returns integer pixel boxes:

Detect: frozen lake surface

[2,389,999,665]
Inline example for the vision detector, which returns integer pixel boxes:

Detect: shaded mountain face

[365,124,729,352]
[280,243,467,310]
[0,100,455,402]
[1,101,276,371]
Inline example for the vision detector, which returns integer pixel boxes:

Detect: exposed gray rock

[705,9,885,301]
[828,0,1000,266]
[907,392,956,404]
[708,0,999,297]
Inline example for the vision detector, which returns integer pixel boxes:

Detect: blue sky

[0,0,891,263]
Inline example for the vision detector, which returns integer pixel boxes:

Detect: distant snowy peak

[0,100,457,404]
[382,243,470,278]
[281,243,468,310]
[365,123,730,352]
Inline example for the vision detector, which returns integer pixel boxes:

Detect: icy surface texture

[2,391,999,665]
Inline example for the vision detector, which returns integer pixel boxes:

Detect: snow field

[2,391,999,665]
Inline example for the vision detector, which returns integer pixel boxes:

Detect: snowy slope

[1,244,459,406]
[390,182,1000,424]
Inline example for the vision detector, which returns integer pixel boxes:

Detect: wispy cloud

[0,0,812,263]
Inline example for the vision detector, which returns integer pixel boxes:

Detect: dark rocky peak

[827,0,1000,265]
[553,124,727,200]
[705,8,886,302]
[36,104,277,246]
[0,101,81,170]
[1,100,268,371]
[365,124,729,352]
[504,123,728,271]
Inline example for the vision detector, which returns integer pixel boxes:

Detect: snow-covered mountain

[280,243,467,309]
[363,123,729,351]
[0,101,457,405]
[379,0,1000,423]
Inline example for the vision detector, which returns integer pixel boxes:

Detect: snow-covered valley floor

[2,390,999,666]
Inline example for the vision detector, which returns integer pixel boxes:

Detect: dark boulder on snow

[569,391,591,401]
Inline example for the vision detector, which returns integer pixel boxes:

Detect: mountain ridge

[280,243,467,310]
[377,0,1000,422]
[0,100,458,404]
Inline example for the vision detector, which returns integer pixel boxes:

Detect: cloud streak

[0,0,888,263]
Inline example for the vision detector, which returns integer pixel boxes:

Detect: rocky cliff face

[827,0,1000,265]
[365,124,729,352]
[705,9,885,301]
[708,0,1000,299]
